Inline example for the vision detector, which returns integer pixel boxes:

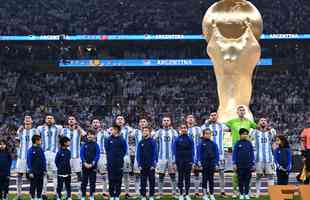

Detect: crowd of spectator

[0,0,309,35]
[0,61,309,153]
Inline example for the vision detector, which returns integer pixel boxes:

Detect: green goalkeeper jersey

[225,118,257,145]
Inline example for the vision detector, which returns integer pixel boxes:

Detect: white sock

[53,174,58,194]
[135,176,140,194]
[102,174,107,193]
[43,174,48,195]
[267,176,274,186]
[123,173,130,193]
[220,170,225,193]
[256,176,261,196]
[171,177,177,195]
[17,175,23,197]
[195,175,200,193]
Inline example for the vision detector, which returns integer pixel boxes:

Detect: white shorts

[256,162,275,175]
[219,159,226,170]
[157,160,176,174]
[70,158,82,173]
[45,151,57,172]
[123,155,131,173]
[98,154,107,174]
[133,159,140,174]
[16,159,27,174]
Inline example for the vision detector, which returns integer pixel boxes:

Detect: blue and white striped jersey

[17,128,38,159]
[156,128,178,161]
[201,122,227,159]
[96,130,109,154]
[61,128,82,159]
[37,124,62,153]
[188,126,202,162]
[250,128,276,163]
[120,126,134,156]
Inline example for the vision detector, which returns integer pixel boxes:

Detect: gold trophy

[202,0,263,122]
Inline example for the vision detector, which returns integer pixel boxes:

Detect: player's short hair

[0,139,6,145]
[87,129,96,136]
[179,123,188,128]
[142,126,152,132]
[210,110,218,115]
[239,128,249,135]
[237,105,245,110]
[59,136,70,147]
[202,128,212,135]
[32,135,41,144]
[139,116,149,122]
[111,124,121,133]
[91,117,101,122]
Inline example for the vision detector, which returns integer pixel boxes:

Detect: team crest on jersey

[164,136,171,142]
[239,144,242,148]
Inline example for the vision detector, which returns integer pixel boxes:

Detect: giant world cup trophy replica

[203,0,263,122]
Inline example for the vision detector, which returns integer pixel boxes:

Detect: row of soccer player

[6,105,290,200]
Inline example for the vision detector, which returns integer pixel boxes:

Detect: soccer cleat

[232,192,238,198]
[109,197,114,200]
[194,193,200,198]
[202,195,209,200]
[115,198,120,200]
[155,195,162,200]
[125,193,130,200]
[141,197,147,200]
[209,195,216,200]
[42,195,48,200]
[244,195,250,200]
[90,196,95,200]
[220,192,226,198]
[57,198,61,200]
[185,195,191,200]
[239,195,244,200]
[255,193,260,199]
[81,197,86,200]
[67,198,72,200]
[149,197,155,200]
[178,195,184,200]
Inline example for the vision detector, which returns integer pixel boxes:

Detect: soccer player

[55,136,72,200]
[197,128,219,200]
[225,106,256,198]
[80,129,100,200]
[105,124,127,200]
[0,139,12,200]
[274,135,292,185]
[232,129,255,200]
[300,126,310,184]
[16,115,39,200]
[185,115,203,197]
[37,114,63,198]
[136,126,158,200]
[155,116,178,198]
[92,118,109,197]
[201,112,229,197]
[250,118,276,198]
[173,124,194,200]
[114,115,133,199]
[61,116,86,196]
[133,117,152,197]
[27,135,46,200]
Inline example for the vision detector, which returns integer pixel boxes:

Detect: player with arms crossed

[201,111,229,198]
[185,115,203,197]
[61,115,86,197]
[16,115,39,200]
[155,116,178,198]
[250,118,276,198]
[37,114,63,199]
